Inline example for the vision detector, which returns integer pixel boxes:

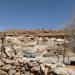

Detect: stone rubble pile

[0,54,75,75]
[0,55,59,75]
[0,34,75,75]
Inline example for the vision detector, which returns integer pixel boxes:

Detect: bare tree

[67,16,75,53]
[11,44,17,55]
[1,32,9,58]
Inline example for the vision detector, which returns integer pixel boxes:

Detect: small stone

[2,53,7,58]
[18,59,24,64]
[15,71,20,75]
[0,61,5,67]
[21,67,25,71]
[0,70,7,75]
[2,58,6,63]
[16,66,21,72]
[20,67,26,73]
[12,66,16,70]
[13,60,20,66]
[30,73,35,75]
[25,72,31,75]
[23,60,28,64]
[2,64,12,71]
[8,69,16,75]
[31,66,40,72]
[5,59,13,64]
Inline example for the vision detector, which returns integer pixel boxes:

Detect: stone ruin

[0,33,58,75]
[0,33,75,75]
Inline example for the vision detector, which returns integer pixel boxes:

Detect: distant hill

[0,29,70,38]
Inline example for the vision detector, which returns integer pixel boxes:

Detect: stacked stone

[0,56,57,75]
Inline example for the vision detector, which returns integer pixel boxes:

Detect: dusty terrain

[0,29,75,75]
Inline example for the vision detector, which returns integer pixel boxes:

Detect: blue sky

[0,0,75,30]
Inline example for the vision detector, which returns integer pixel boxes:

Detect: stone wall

[0,55,58,75]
